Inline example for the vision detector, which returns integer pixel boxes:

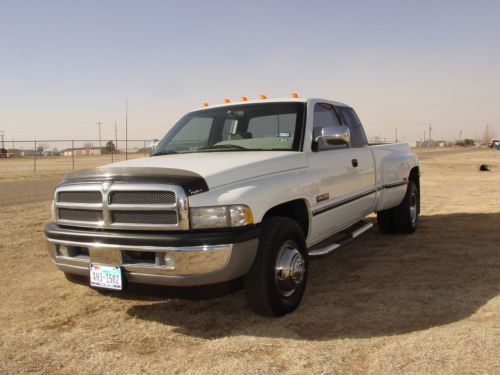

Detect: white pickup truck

[45,96,420,317]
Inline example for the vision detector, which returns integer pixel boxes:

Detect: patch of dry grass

[0,149,499,374]
[0,153,144,182]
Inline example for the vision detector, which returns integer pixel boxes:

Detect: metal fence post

[71,140,75,171]
[34,140,37,172]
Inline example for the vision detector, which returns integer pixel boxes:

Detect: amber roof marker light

[258,94,267,99]
[223,98,231,103]
[240,96,248,101]
[201,102,209,107]
[290,92,299,98]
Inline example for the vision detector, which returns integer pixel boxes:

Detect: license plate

[89,264,123,290]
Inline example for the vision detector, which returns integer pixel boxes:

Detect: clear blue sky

[1,0,499,143]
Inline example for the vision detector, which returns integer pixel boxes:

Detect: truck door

[307,103,376,244]
[336,105,376,214]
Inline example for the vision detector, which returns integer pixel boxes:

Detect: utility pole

[125,98,128,160]
[428,123,432,148]
[0,130,5,149]
[395,128,398,143]
[459,129,462,142]
[97,122,102,149]
[114,121,118,151]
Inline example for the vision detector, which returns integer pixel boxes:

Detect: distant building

[6,148,22,157]
[21,149,38,156]
[62,147,102,156]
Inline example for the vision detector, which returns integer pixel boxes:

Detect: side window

[313,103,343,151]
[337,107,367,148]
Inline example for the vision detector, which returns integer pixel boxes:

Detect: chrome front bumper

[46,238,258,287]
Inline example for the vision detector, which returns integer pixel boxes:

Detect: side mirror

[314,125,350,146]
[150,139,160,154]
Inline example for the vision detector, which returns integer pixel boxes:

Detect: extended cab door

[307,102,376,244]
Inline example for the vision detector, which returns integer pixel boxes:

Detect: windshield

[152,102,305,155]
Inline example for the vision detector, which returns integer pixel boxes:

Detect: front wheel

[244,217,308,317]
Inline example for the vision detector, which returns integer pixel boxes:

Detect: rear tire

[393,181,419,234]
[377,208,396,233]
[244,217,308,317]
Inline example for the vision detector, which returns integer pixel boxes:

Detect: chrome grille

[109,191,176,205]
[111,211,178,225]
[54,183,189,230]
[58,191,102,204]
[58,208,103,222]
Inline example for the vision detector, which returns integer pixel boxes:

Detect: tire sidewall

[396,181,418,233]
[408,182,418,230]
[262,218,308,315]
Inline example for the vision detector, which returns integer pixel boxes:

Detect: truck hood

[104,151,307,189]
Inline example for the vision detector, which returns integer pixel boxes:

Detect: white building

[62,147,102,156]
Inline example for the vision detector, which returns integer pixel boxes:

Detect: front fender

[188,169,313,224]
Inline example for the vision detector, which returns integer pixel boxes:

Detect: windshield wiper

[198,144,249,151]
[151,149,178,156]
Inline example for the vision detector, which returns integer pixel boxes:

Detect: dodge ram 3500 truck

[45,96,420,317]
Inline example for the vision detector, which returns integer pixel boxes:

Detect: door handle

[351,159,358,167]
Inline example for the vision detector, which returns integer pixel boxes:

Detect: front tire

[244,217,308,317]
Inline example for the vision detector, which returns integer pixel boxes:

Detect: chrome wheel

[274,240,306,297]
[410,191,418,225]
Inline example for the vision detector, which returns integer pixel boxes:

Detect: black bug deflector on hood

[61,167,209,196]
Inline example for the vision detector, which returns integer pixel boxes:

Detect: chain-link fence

[0,139,153,177]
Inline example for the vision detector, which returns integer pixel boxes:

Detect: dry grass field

[0,153,145,182]
[0,149,499,374]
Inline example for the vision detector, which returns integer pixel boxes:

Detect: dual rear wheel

[377,180,419,234]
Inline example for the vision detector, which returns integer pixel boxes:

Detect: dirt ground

[0,153,145,182]
[0,149,499,374]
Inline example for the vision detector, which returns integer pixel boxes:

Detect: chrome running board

[308,221,373,258]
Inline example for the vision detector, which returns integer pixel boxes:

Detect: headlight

[190,205,253,229]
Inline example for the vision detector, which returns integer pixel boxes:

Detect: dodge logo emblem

[102,182,111,193]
